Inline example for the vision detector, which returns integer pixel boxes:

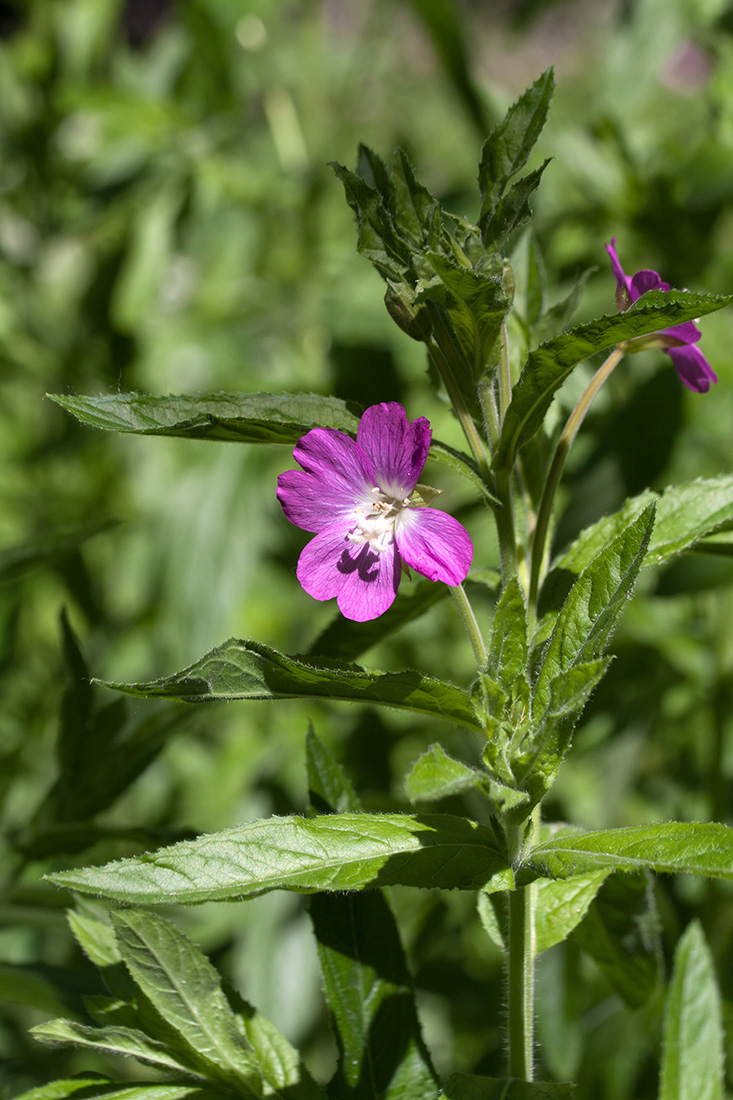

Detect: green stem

[506,811,539,1081]
[450,582,487,667]
[497,321,513,422]
[528,345,625,628]
[507,883,536,1080]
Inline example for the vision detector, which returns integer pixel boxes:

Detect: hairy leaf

[534,870,610,955]
[47,813,509,903]
[98,638,483,732]
[553,475,733,576]
[31,1019,190,1074]
[660,922,724,1100]
[524,822,733,882]
[478,69,555,234]
[495,290,733,466]
[49,391,361,443]
[9,1083,216,1100]
[306,732,437,1100]
[404,743,485,802]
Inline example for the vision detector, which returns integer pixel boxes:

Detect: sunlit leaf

[47,813,509,903]
[660,921,725,1100]
[524,822,733,882]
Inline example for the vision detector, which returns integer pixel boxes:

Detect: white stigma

[347,488,412,554]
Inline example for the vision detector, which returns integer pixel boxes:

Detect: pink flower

[606,237,717,393]
[277,403,473,621]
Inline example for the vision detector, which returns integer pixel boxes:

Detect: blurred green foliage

[1,0,733,1095]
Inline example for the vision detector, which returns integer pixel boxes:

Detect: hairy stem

[506,811,539,1080]
[450,582,487,667]
[528,346,625,627]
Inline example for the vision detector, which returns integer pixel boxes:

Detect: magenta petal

[296,525,352,601]
[397,509,473,586]
[606,238,631,294]
[629,269,669,301]
[666,345,718,393]
[277,469,347,533]
[660,320,702,346]
[293,428,375,501]
[295,525,401,621]
[336,542,401,621]
[357,403,431,498]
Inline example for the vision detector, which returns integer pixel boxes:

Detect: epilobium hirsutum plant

[36,71,733,1099]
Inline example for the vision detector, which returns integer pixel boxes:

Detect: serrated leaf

[10,1080,215,1100]
[660,921,724,1100]
[523,822,733,882]
[518,510,653,801]
[404,743,485,803]
[572,871,660,1008]
[553,475,733,576]
[482,159,551,250]
[50,391,361,443]
[31,1018,190,1074]
[49,391,481,492]
[311,890,438,1100]
[495,291,733,466]
[305,732,437,1100]
[533,507,655,715]
[97,638,483,732]
[534,870,610,955]
[308,581,449,663]
[110,910,258,1088]
[47,813,509,903]
[418,252,510,369]
[487,576,528,692]
[478,69,555,234]
[440,1072,574,1100]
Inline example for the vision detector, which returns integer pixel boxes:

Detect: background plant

[2,1,733,1098]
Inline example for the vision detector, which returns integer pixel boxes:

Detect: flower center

[347,487,411,554]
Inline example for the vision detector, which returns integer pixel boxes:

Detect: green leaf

[49,391,481,491]
[517,508,654,801]
[305,731,437,1100]
[495,291,733,466]
[478,70,555,236]
[524,822,733,882]
[97,638,483,733]
[487,576,528,693]
[31,1018,190,1074]
[110,910,259,1088]
[308,581,449,663]
[660,921,725,1100]
[47,813,510,903]
[306,727,361,815]
[553,475,733,576]
[311,891,438,1100]
[417,252,511,369]
[440,1072,574,1100]
[534,870,610,955]
[481,160,551,250]
[533,507,654,711]
[49,391,361,444]
[404,743,485,803]
[572,871,661,1008]
[10,1080,216,1100]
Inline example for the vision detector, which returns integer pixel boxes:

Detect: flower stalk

[527,345,625,626]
